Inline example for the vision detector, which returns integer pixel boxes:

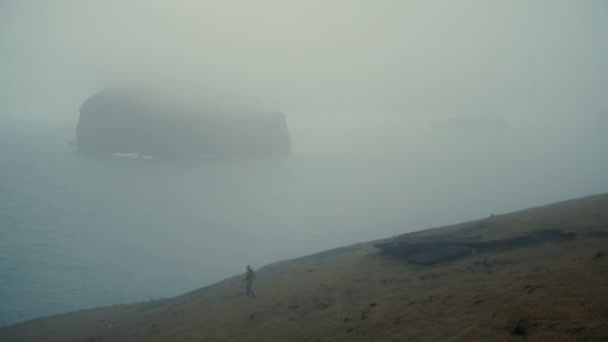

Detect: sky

[1,0,607,159]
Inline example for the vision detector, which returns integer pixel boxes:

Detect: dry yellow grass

[2,193,607,341]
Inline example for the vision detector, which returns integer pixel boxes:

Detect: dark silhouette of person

[244,265,256,297]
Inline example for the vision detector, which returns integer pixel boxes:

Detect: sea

[1,117,606,327]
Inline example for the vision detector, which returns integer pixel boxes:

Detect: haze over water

[1,116,606,326]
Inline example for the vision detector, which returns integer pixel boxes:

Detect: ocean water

[0,120,416,326]
[1,118,606,327]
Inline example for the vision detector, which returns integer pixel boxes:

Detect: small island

[76,87,291,159]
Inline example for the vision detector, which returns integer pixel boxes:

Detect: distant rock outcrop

[375,229,576,265]
[76,87,291,159]
[432,114,509,131]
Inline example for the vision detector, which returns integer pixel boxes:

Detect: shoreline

[2,193,608,341]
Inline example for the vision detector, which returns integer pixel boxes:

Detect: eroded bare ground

[2,193,608,341]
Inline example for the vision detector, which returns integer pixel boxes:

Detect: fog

[3,0,607,200]
[1,0,608,326]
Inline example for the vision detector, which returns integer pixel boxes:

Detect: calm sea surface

[1,118,606,326]
[0,120,413,326]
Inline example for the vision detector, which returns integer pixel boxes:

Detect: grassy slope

[2,193,608,341]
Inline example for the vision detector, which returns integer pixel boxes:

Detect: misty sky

[1,0,607,160]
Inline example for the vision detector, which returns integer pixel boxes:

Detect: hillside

[2,194,608,341]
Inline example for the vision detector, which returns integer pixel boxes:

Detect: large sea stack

[76,87,290,159]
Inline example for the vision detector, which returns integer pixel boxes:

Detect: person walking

[244,265,256,298]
